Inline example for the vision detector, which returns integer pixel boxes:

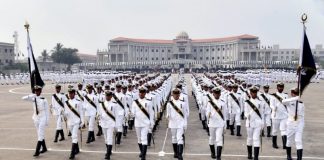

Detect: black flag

[297,28,316,95]
[26,26,45,92]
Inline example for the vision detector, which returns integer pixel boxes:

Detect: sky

[0,0,324,57]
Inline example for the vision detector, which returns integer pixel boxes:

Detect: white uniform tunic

[206,97,227,146]
[64,98,84,143]
[83,93,99,131]
[270,92,288,135]
[113,92,127,132]
[228,92,243,126]
[282,97,304,149]
[166,99,188,144]
[22,94,49,141]
[131,97,154,145]
[51,93,67,130]
[98,100,117,145]
[244,98,264,147]
[259,93,271,127]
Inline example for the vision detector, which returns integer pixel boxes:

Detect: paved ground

[0,74,323,160]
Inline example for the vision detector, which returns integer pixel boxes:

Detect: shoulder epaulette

[182,93,187,95]
[221,99,225,102]
[40,97,45,99]
[237,93,241,94]
[112,101,117,104]
[298,101,303,103]
[146,98,152,101]
[76,99,80,101]
[60,93,64,95]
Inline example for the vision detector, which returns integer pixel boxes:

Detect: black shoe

[230,125,234,135]
[68,131,72,136]
[209,145,216,159]
[226,120,230,129]
[297,149,303,160]
[138,143,142,158]
[91,131,96,142]
[286,147,292,160]
[147,133,152,147]
[254,147,260,160]
[282,135,287,149]
[236,125,242,136]
[69,143,77,159]
[75,143,80,154]
[261,130,265,137]
[202,120,207,129]
[116,132,122,144]
[141,145,147,160]
[272,136,279,149]
[178,144,184,160]
[33,141,42,157]
[59,129,65,141]
[247,145,252,159]
[267,126,271,137]
[123,126,128,136]
[86,131,91,144]
[97,125,102,136]
[40,140,47,153]
[216,146,222,160]
[172,143,178,158]
[105,145,112,160]
[54,130,59,143]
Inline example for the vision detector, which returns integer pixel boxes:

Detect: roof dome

[176,31,189,39]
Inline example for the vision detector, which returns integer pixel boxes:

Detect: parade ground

[0,74,323,160]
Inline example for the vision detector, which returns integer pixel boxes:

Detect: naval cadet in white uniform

[51,84,67,143]
[22,85,49,157]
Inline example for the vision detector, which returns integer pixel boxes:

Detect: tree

[41,49,49,62]
[51,44,81,71]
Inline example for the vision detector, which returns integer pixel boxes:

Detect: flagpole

[295,13,307,121]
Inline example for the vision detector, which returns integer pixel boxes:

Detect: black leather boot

[216,146,222,160]
[147,133,152,147]
[68,130,72,136]
[178,144,184,160]
[254,147,259,160]
[116,132,122,144]
[33,141,42,157]
[202,120,207,129]
[141,145,147,160]
[261,129,265,137]
[96,125,102,136]
[236,125,242,136]
[297,149,303,160]
[86,131,91,143]
[282,135,287,149]
[40,140,47,153]
[209,145,216,159]
[105,145,112,160]
[267,126,271,137]
[286,147,292,160]
[123,126,128,136]
[91,131,96,142]
[272,136,279,149]
[69,143,76,159]
[226,120,230,129]
[138,143,142,158]
[230,125,235,135]
[172,143,178,158]
[59,129,65,141]
[247,145,252,159]
[54,130,59,143]
[75,143,79,154]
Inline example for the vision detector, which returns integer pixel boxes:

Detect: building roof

[110,34,258,44]
[0,42,14,46]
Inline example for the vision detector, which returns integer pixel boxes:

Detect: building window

[193,57,196,60]
[206,49,209,52]
[145,58,147,60]
[137,49,139,52]
[152,49,154,52]
[162,50,164,52]
[222,57,224,59]
[218,48,220,51]
[10,49,13,53]
[206,57,209,60]
[5,59,8,63]
[212,48,215,51]
[212,57,215,60]
[217,57,220,60]
[152,58,154,60]
[5,49,7,53]
[141,49,143,52]
[200,49,203,52]
[194,49,197,52]
[140,58,143,60]
[200,57,203,60]
[145,49,147,52]
[162,58,164,60]
[156,57,158,60]
[168,58,171,60]
[168,49,171,53]
[156,49,158,52]
[223,48,225,51]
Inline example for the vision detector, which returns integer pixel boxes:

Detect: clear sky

[0,0,323,57]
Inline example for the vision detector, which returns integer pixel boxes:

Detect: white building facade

[0,42,15,66]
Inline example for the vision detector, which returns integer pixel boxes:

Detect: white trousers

[115,115,124,132]
[264,114,271,127]
[286,122,304,149]
[230,113,241,125]
[246,127,261,147]
[69,124,79,143]
[135,127,149,145]
[272,119,287,136]
[102,127,114,145]
[209,127,223,146]
[171,128,184,144]
[34,120,46,141]
[55,115,63,130]
[86,116,96,131]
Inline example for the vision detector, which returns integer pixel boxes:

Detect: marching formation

[21,72,307,160]
[191,72,305,160]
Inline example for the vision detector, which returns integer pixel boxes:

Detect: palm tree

[52,43,63,55]
[41,49,49,62]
